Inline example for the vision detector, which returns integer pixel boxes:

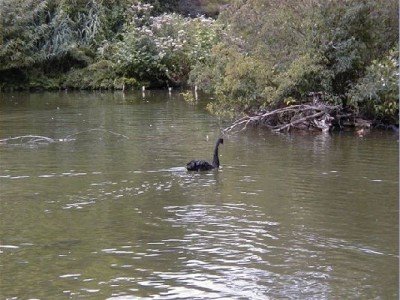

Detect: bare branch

[63,128,129,140]
[273,111,324,132]
[223,103,343,134]
[0,135,55,144]
[0,128,129,146]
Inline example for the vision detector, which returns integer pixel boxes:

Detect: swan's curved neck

[212,141,221,168]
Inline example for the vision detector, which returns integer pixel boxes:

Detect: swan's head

[217,138,224,145]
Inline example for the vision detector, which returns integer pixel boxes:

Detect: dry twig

[0,128,129,146]
[223,104,341,133]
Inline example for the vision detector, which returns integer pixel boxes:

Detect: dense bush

[63,60,138,90]
[0,0,117,72]
[0,0,219,89]
[348,47,399,123]
[0,0,397,124]
[190,0,398,123]
[113,2,218,86]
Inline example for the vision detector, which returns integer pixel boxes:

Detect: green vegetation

[0,0,219,90]
[190,0,398,124]
[113,3,219,87]
[348,47,399,124]
[0,0,398,124]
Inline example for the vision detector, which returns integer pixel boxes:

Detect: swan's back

[186,138,224,171]
[186,160,214,171]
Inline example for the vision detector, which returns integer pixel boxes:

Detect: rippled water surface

[0,91,398,299]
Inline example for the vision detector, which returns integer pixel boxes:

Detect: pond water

[0,91,398,299]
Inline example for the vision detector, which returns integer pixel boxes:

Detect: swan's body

[186,138,224,171]
[186,160,214,171]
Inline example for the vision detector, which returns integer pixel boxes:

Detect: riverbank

[222,103,399,134]
[0,89,397,136]
[1,1,397,127]
[0,66,140,92]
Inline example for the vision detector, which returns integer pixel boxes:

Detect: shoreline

[1,89,398,133]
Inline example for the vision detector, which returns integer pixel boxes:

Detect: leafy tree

[348,47,399,123]
[0,0,47,70]
[191,0,398,122]
[0,0,131,73]
[113,2,218,86]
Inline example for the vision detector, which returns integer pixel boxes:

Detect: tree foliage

[348,47,399,124]
[0,0,219,88]
[112,2,218,86]
[190,0,398,122]
[0,0,397,124]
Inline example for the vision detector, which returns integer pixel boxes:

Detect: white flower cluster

[116,4,219,79]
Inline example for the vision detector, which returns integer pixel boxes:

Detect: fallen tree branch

[223,103,343,133]
[63,128,129,141]
[0,128,129,146]
[0,135,55,144]
[272,111,325,132]
[222,106,313,133]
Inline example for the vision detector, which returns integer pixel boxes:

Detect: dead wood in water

[223,104,343,133]
[63,128,129,140]
[0,128,129,146]
[0,135,55,145]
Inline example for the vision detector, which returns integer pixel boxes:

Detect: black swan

[186,138,224,171]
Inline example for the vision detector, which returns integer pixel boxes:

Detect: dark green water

[0,91,398,299]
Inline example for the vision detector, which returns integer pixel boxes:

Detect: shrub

[348,47,399,123]
[113,2,218,86]
[63,60,137,90]
[190,0,398,121]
